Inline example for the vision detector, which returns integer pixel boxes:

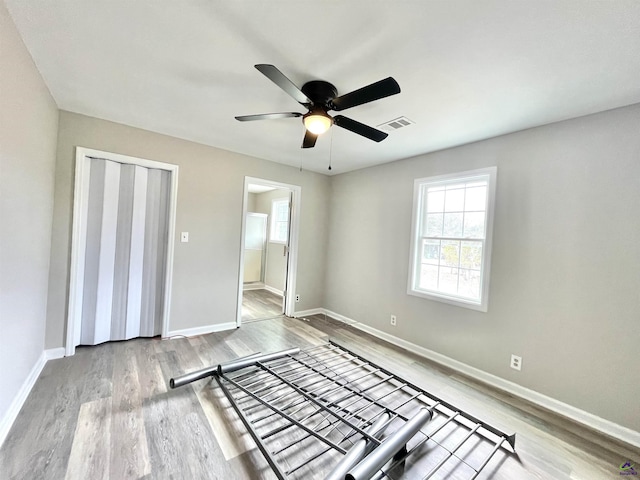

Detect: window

[270,198,289,243]
[408,167,497,311]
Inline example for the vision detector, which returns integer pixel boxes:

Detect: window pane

[422,239,440,265]
[441,240,460,267]
[460,241,482,270]
[463,212,485,238]
[444,188,465,212]
[464,186,487,212]
[458,269,481,299]
[426,189,445,212]
[271,199,289,242]
[438,267,459,294]
[419,264,439,290]
[443,213,463,237]
[425,213,443,237]
[277,204,288,221]
[276,222,287,241]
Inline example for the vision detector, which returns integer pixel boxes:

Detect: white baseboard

[292,308,325,318]
[44,347,65,360]
[318,308,640,449]
[166,322,237,338]
[243,282,265,291]
[0,350,48,447]
[293,309,357,325]
[322,309,358,325]
[263,284,283,296]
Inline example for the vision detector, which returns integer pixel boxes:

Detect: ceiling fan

[235,64,401,148]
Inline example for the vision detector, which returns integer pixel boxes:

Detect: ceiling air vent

[377,116,414,133]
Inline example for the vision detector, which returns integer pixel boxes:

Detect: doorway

[66,147,178,356]
[237,177,300,325]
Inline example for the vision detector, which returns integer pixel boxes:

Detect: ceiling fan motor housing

[301,80,338,108]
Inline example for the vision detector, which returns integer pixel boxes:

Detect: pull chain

[328,128,333,171]
[300,135,304,172]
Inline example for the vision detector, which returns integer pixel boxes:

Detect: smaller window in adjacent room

[270,198,289,244]
[408,167,497,311]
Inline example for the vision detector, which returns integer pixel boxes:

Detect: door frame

[237,176,301,326]
[65,147,179,356]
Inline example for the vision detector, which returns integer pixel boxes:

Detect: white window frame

[407,167,497,312]
[270,197,289,244]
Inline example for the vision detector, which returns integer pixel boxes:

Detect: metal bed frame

[170,341,516,479]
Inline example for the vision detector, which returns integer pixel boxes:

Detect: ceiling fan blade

[301,130,318,148]
[235,112,302,122]
[255,64,312,106]
[330,77,400,111]
[333,115,388,142]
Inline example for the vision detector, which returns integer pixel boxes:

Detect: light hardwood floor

[0,314,637,479]
[242,288,283,322]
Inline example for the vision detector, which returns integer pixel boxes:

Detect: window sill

[407,288,488,312]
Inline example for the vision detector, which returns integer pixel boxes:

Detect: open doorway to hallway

[237,177,300,325]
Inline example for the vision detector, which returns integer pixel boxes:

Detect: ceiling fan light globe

[303,114,332,135]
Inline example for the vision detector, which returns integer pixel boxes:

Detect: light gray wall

[0,3,59,424]
[46,111,330,348]
[325,104,640,431]
[254,188,290,293]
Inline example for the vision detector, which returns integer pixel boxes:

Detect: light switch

[181,232,189,243]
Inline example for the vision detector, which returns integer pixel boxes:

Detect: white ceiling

[6,1,640,175]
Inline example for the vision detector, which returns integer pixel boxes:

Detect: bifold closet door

[80,158,170,345]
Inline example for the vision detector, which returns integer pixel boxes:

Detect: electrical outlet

[510,354,522,371]
[390,315,397,326]
[295,294,300,302]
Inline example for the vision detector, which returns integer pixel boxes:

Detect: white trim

[287,188,301,320]
[0,351,47,447]
[292,308,358,325]
[311,308,640,449]
[44,348,66,360]
[321,309,359,325]
[263,284,283,296]
[66,151,90,354]
[292,308,325,318]
[66,147,179,355]
[243,282,265,291]
[237,177,301,327]
[166,322,237,338]
[163,153,179,339]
